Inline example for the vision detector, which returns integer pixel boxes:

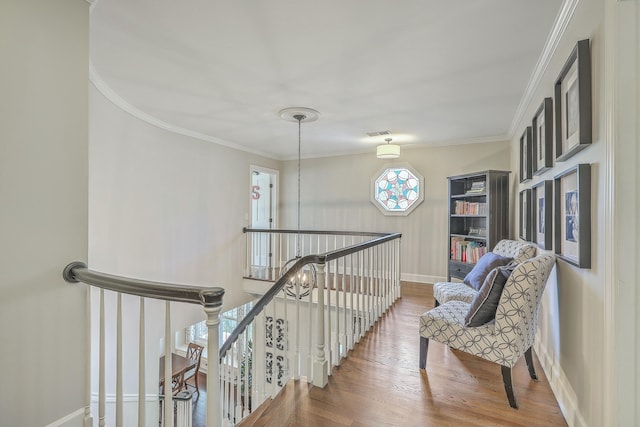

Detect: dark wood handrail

[243,227,391,237]
[63,262,225,308]
[220,230,401,359]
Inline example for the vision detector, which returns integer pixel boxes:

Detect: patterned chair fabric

[433,239,537,305]
[419,253,556,408]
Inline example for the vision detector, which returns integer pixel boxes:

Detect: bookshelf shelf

[447,170,510,280]
[450,233,487,239]
[450,193,487,199]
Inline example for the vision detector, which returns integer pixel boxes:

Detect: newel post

[200,287,224,427]
[313,262,328,387]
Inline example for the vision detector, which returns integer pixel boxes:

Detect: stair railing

[63,262,225,427]
[221,229,402,425]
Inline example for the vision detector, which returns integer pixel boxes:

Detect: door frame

[250,165,278,229]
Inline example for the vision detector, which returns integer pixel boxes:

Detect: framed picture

[532,180,553,250]
[519,126,532,183]
[519,188,532,241]
[532,98,553,175]
[554,164,591,268]
[555,39,592,162]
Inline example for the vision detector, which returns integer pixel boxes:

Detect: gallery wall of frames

[519,38,592,268]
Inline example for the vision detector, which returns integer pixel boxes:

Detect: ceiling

[90,0,563,160]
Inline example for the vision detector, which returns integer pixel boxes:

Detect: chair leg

[524,347,538,380]
[419,336,429,369]
[194,372,199,393]
[501,365,518,409]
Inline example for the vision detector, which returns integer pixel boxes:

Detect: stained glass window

[372,166,424,216]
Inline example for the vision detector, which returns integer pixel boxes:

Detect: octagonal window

[371,165,424,216]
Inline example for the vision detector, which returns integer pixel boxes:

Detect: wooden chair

[160,370,185,396]
[183,343,204,393]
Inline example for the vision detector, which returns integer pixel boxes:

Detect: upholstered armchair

[419,253,556,408]
[433,239,537,306]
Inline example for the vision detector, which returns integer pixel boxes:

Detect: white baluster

[307,277,313,381]
[326,261,332,374]
[355,252,362,342]
[348,253,355,351]
[204,304,223,427]
[245,230,250,277]
[363,250,369,332]
[313,263,328,387]
[242,331,250,418]
[275,233,282,279]
[369,247,375,324]
[268,300,276,398]
[383,243,389,311]
[99,289,105,427]
[294,276,300,380]
[376,245,381,318]
[164,301,173,427]
[84,289,93,427]
[282,281,289,388]
[333,258,339,365]
[222,350,228,425]
[397,238,402,298]
[116,293,123,427]
[138,297,146,427]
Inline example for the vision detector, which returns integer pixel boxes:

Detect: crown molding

[509,0,581,138]
[89,62,279,160]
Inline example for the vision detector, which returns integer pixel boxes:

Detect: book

[450,238,487,263]
[465,181,486,195]
[454,201,487,215]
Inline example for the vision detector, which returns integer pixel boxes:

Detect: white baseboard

[400,273,445,284]
[534,338,587,427]
[44,408,84,427]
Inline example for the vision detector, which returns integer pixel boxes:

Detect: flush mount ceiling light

[376,137,400,159]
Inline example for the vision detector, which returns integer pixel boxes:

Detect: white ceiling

[90,0,563,160]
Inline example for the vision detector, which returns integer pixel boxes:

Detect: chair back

[160,371,185,396]
[494,253,555,366]
[493,239,537,264]
[186,342,204,372]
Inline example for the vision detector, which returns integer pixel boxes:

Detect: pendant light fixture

[376,137,400,159]
[278,107,320,298]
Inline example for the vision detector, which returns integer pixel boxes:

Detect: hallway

[194,282,567,426]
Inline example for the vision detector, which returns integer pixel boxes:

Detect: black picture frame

[554,164,591,268]
[555,39,592,162]
[532,180,553,250]
[519,126,532,183]
[519,188,532,242]
[533,98,553,175]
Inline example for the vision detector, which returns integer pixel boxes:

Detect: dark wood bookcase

[447,170,510,280]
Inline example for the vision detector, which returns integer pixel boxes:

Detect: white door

[250,168,277,277]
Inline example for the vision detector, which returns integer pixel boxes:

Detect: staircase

[64,228,402,427]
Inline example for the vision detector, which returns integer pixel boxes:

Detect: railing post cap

[63,261,87,283]
[200,287,225,308]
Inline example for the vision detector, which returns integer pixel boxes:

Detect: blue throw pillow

[463,252,513,291]
[465,265,515,326]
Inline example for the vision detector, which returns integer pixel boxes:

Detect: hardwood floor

[195,282,567,427]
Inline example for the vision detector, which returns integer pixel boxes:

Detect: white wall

[606,0,639,424]
[90,84,281,312]
[0,1,89,426]
[88,85,281,423]
[511,0,607,425]
[280,141,510,283]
